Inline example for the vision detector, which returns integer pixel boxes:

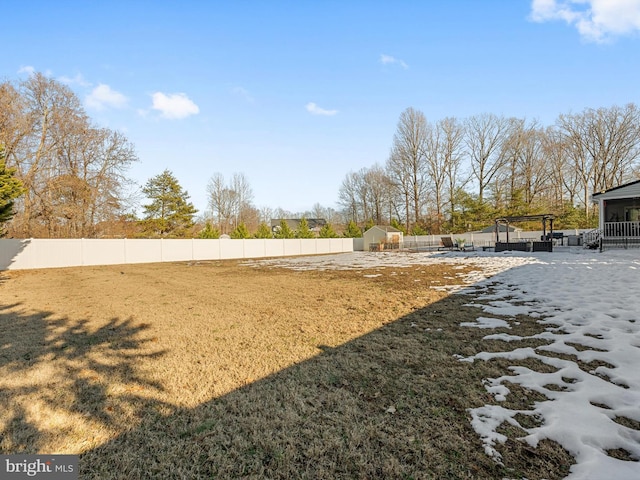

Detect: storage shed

[363,226,403,251]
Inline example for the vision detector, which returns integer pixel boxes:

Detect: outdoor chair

[438,237,455,250]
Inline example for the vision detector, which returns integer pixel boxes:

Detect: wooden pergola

[494,214,555,252]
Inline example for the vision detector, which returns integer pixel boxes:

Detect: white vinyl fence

[0,238,355,271]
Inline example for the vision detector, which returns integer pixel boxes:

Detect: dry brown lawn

[0,256,572,479]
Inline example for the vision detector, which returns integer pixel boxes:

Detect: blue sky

[4,0,640,215]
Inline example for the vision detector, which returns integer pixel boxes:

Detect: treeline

[135,169,346,239]
[2,72,639,239]
[0,73,347,239]
[0,73,137,238]
[339,106,640,234]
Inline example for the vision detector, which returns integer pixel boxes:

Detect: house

[363,225,403,251]
[270,218,327,236]
[591,179,640,249]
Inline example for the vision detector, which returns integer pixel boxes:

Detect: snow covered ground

[247,248,640,479]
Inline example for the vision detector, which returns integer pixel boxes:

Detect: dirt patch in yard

[0,256,572,479]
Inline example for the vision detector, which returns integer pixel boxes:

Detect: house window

[625,207,640,222]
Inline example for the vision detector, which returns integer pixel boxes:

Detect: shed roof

[364,225,402,234]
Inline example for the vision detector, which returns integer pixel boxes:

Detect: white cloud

[17,65,35,75]
[151,92,200,119]
[379,53,409,69]
[18,66,53,77]
[530,0,640,42]
[59,73,91,87]
[305,102,338,116]
[231,86,254,103]
[85,84,128,110]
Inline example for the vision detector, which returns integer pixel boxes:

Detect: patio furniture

[438,237,455,250]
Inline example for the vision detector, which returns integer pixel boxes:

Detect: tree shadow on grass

[0,303,169,453]
[79,290,574,479]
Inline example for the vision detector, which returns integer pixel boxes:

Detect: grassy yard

[0,258,572,479]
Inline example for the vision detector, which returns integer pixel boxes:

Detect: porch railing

[603,221,640,238]
[583,229,601,247]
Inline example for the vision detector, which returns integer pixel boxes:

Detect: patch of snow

[461,317,512,329]
[460,250,640,479]
[483,333,524,342]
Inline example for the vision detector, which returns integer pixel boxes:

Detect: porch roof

[592,179,640,202]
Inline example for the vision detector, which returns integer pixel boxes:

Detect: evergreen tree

[0,146,25,232]
[198,221,220,239]
[254,222,273,239]
[274,219,295,239]
[390,218,407,235]
[454,191,496,233]
[364,218,375,232]
[296,217,314,238]
[231,221,251,239]
[141,169,197,237]
[318,222,339,238]
[411,223,428,235]
[343,220,362,238]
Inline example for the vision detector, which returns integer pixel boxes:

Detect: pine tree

[390,218,407,235]
[141,169,197,237]
[296,217,314,238]
[231,221,251,239]
[364,218,375,231]
[318,222,339,238]
[198,221,220,239]
[0,146,25,232]
[254,222,273,239]
[411,223,428,235]
[343,220,362,238]
[274,219,295,239]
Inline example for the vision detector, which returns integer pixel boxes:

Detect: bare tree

[543,127,579,210]
[207,173,236,234]
[231,172,254,225]
[423,119,453,231]
[310,203,326,220]
[363,164,392,225]
[1,73,137,238]
[353,168,372,222]
[465,113,510,204]
[338,170,362,223]
[259,206,274,224]
[515,123,550,207]
[495,118,550,213]
[386,107,429,232]
[554,104,640,217]
[438,117,467,231]
[206,172,255,233]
